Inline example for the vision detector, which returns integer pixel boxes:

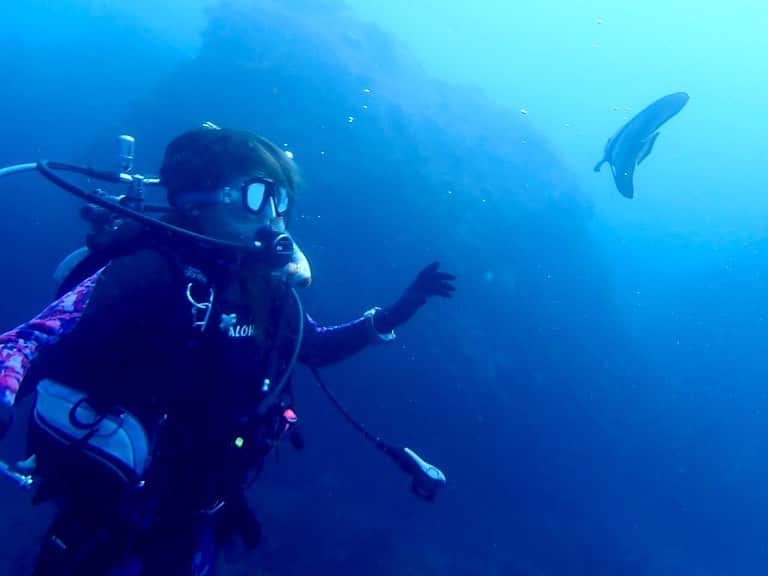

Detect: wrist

[363,307,397,342]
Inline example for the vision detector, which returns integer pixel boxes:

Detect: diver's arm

[298,313,385,367]
[0,269,103,412]
[0,249,173,433]
[299,262,456,368]
[372,262,455,334]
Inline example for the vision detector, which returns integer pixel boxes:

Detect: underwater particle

[362,104,369,110]
[592,41,601,48]
[447,189,454,195]
[320,150,326,156]
[483,270,495,283]
[596,18,604,24]
[285,150,294,159]
[363,87,372,93]
[234,437,245,448]
[521,138,528,144]
[520,107,529,116]
[347,115,355,123]
[564,122,571,127]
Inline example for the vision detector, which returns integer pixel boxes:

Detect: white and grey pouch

[31,379,150,486]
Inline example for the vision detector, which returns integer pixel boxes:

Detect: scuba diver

[0,124,455,575]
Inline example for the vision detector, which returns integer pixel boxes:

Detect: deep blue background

[1,1,766,574]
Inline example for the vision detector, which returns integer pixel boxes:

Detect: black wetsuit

[16,247,378,575]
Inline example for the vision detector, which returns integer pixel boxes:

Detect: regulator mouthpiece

[253,229,294,269]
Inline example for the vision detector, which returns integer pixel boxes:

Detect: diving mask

[176,176,289,218]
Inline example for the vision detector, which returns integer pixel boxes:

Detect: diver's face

[196,202,285,244]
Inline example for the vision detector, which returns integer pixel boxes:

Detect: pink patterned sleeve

[0,269,103,407]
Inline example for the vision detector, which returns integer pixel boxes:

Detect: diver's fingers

[435,272,456,282]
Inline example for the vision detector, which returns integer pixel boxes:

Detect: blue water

[1,1,766,574]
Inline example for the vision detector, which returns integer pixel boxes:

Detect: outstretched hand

[403,261,456,304]
[375,262,456,333]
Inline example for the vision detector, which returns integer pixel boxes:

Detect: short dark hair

[160,126,299,206]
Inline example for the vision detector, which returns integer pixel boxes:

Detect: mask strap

[175,188,238,209]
